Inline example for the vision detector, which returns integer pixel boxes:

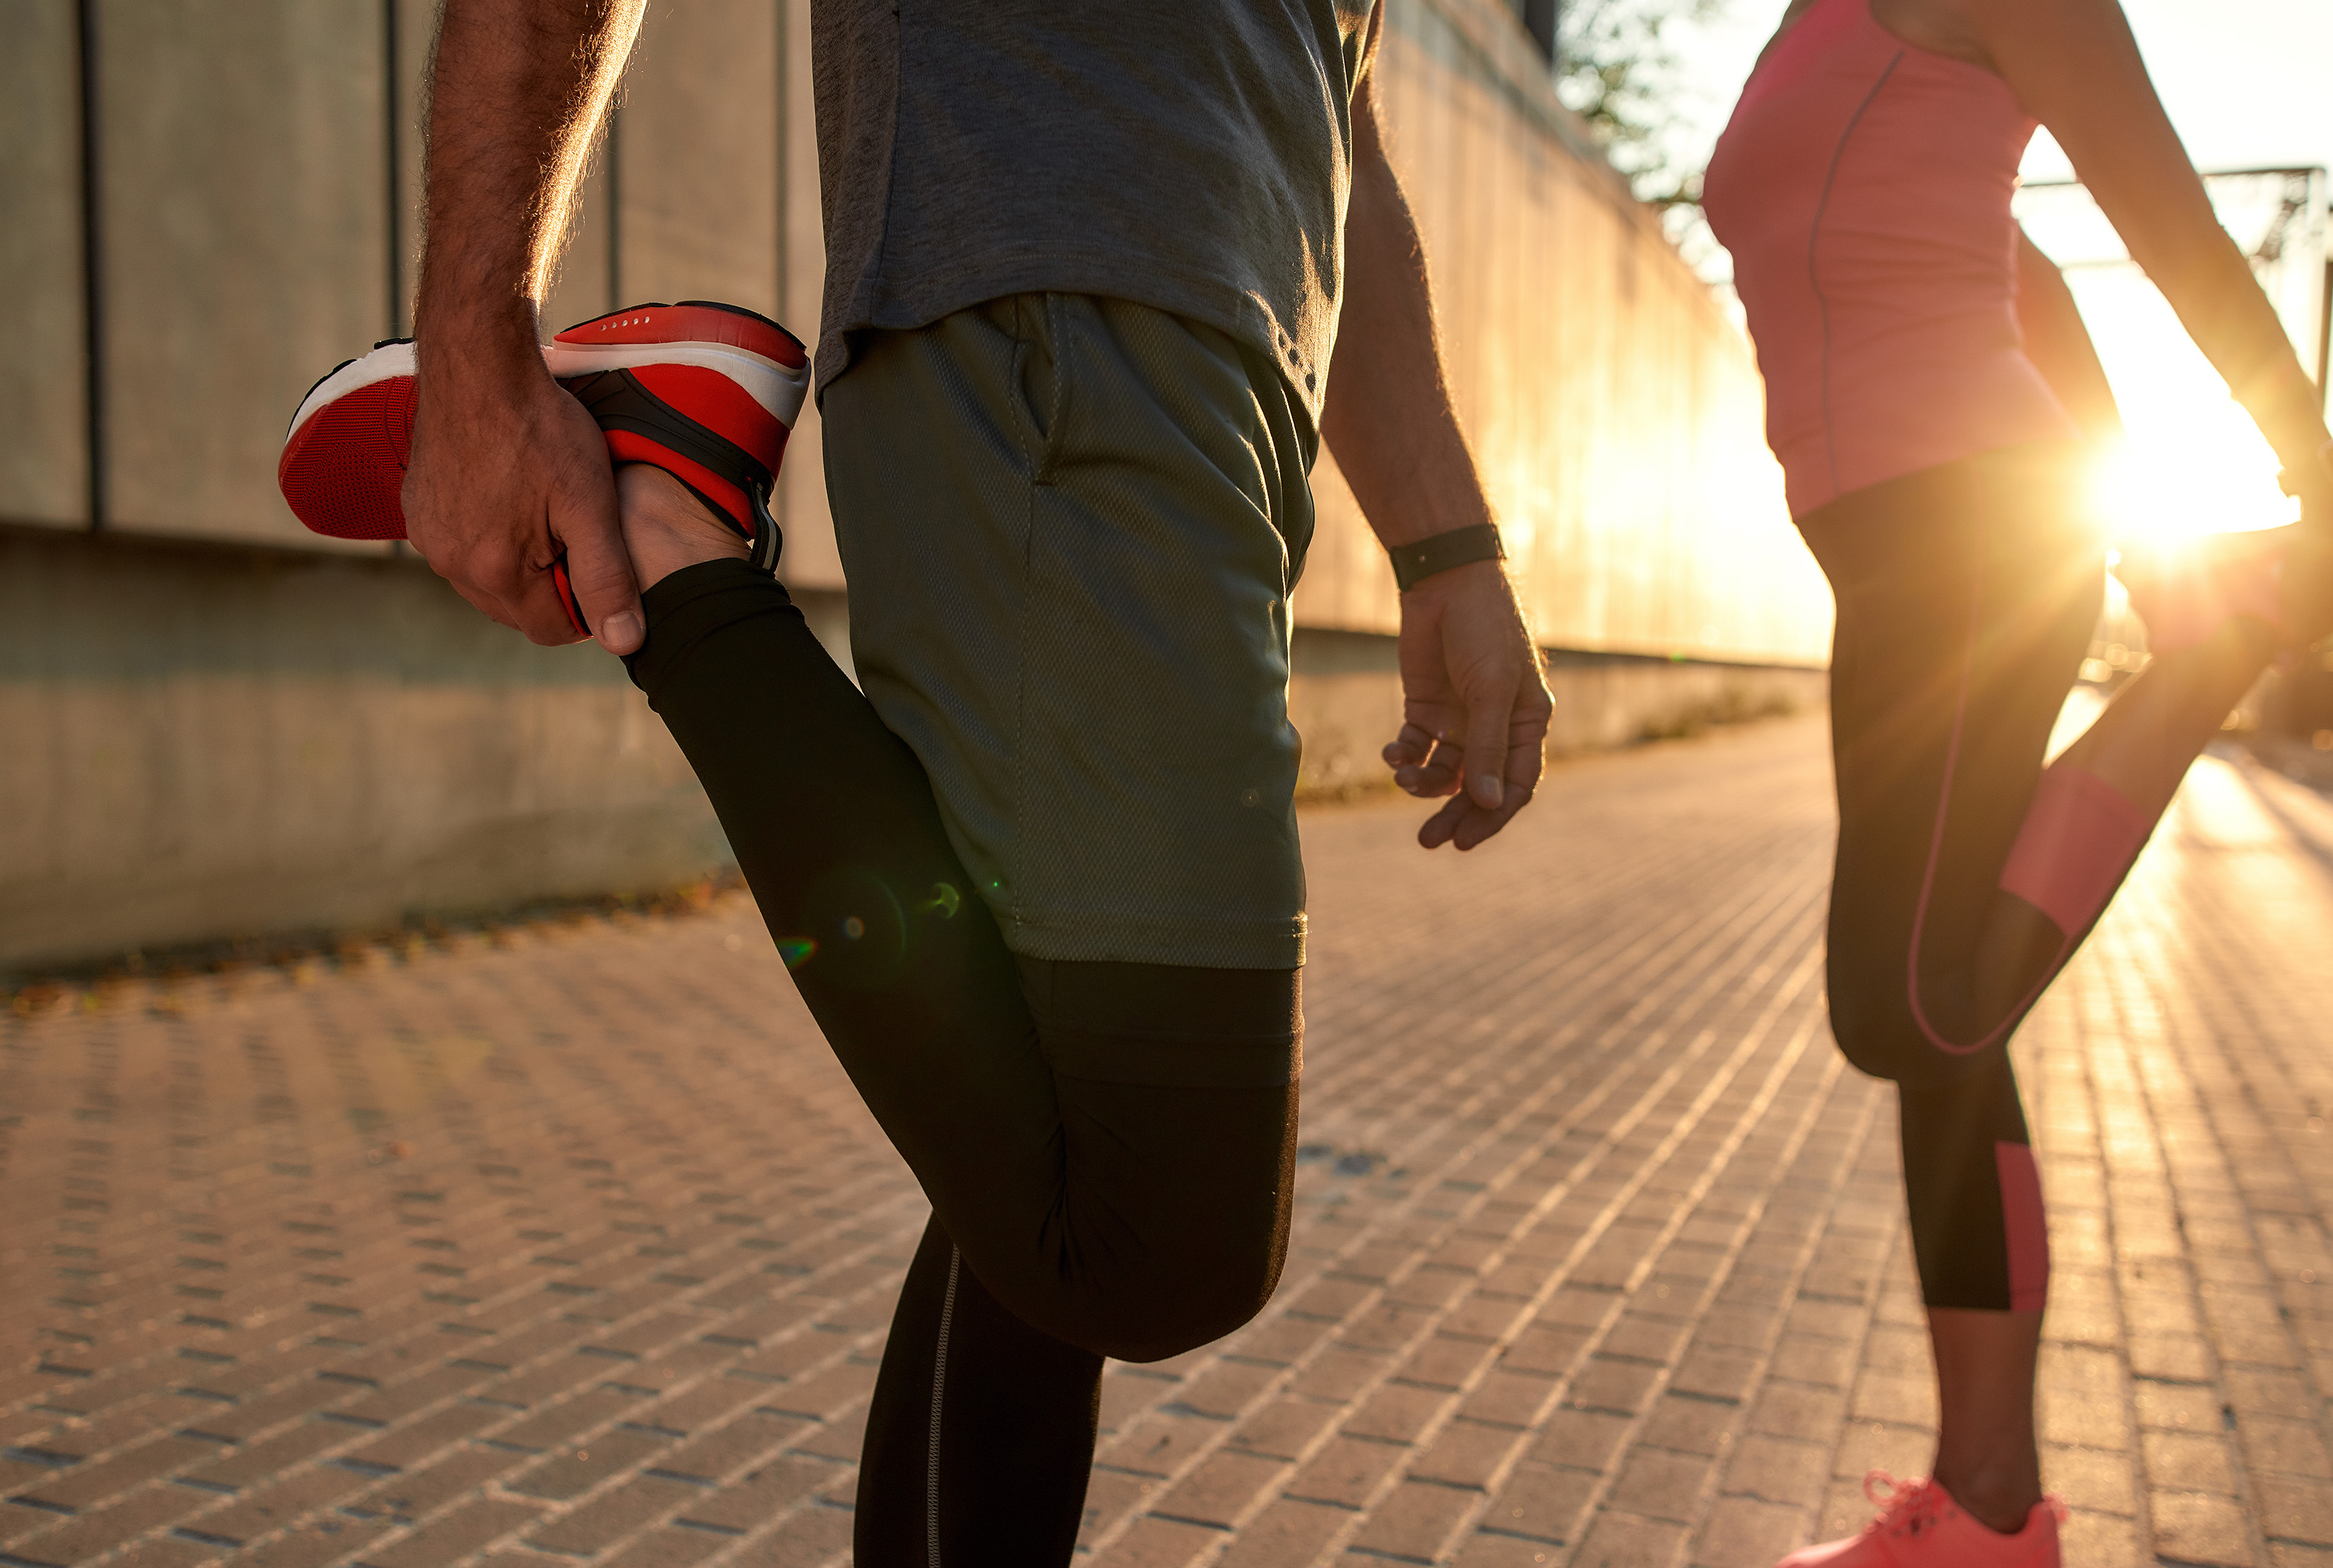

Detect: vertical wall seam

[75,0,106,530]
[773,0,788,327]
[771,0,788,537]
[384,0,404,338]
[606,108,622,312]
[383,0,409,559]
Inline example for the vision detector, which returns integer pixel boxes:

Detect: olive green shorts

[820,294,1314,969]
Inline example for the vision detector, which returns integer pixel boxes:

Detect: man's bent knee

[1085,1247,1288,1363]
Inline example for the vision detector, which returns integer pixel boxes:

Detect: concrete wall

[1287,630,1826,796]
[0,525,726,970]
[0,0,1831,970]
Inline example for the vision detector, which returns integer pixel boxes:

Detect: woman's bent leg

[1810,447,2108,1063]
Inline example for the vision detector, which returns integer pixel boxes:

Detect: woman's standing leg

[1806,446,2112,1536]
[1805,445,2308,1550]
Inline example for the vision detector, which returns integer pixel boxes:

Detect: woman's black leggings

[626,560,1299,1564]
[1802,444,2141,1314]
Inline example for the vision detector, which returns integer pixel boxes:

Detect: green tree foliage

[1556,0,1727,206]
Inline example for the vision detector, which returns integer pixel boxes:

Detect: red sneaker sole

[275,344,593,633]
[277,345,418,543]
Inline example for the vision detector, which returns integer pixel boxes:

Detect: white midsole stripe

[543,339,808,424]
[285,335,808,443]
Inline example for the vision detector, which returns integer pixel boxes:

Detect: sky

[1666,0,2333,181]
[1666,0,2333,539]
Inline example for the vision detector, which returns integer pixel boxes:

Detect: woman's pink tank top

[1703,0,2076,516]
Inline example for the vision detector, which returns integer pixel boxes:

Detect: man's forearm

[417,0,644,380]
[1319,91,1492,549]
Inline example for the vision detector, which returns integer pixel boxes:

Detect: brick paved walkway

[7,711,2333,1568]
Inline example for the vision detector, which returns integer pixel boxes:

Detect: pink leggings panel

[1997,763,2149,937]
[1994,1141,2050,1313]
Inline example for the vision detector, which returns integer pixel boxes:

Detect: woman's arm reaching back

[2014,228,2123,448]
[1887,0,2328,489]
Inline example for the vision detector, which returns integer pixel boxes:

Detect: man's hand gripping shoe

[277,301,809,635]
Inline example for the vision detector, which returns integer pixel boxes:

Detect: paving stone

[1221,1399,1339,1463]
[1570,1506,1689,1565]
[1607,1446,1715,1522]
[108,1537,227,1568]
[1720,1432,1828,1503]
[1484,1460,1599,1544]
[2259,1474,2333,1549]
[1090,1513,1221,1567]
[2061,1506,2143,1566]
[350,1442,534,1519]
[1215,1497,1350,1567]
[1282,1435,1406,1510]
[504,1425,676,1502]
[525,1473,699,1556]
[1102,1411,1238,1481]
[664,1456,840,1535]
[596,1524,736,1568]
[2144,1429,2243,1495]
[646,1410,803,1486]
[355,1497,542,1568]
[1350,1477,1480,1557]
[1411,1418,1519,1491]
[2151,1489,2256,1567]
[1635,1394,1742,1458]
[1149,1449,1288,1529]
[1691,1493,1807,1567]
[164,1461,371,1545]
[717,1495,853,1565]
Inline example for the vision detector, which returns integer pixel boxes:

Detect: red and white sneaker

[277,301,809,635]
[1774,1475,2063,1568]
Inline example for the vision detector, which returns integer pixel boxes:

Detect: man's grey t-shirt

[812,0,1380,428]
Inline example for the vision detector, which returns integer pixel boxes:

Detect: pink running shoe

[277,301,809,635]
[1774,1473,2063,1568]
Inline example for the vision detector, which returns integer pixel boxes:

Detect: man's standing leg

[823,296,1313,1558]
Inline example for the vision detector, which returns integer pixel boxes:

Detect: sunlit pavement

[6,709,2333,1568]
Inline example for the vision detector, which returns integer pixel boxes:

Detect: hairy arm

[1322,53,1554,850]
[2014,227,2122,446]
[406,0,650,650]
[1951,0,2329,498]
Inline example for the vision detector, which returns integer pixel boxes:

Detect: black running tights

[626,560,1299,1563]
[1801,446,2116,1314]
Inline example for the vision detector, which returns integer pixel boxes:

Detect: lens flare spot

[842,916,866,940]
[775,938,816,970]
[922,883,962,918]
